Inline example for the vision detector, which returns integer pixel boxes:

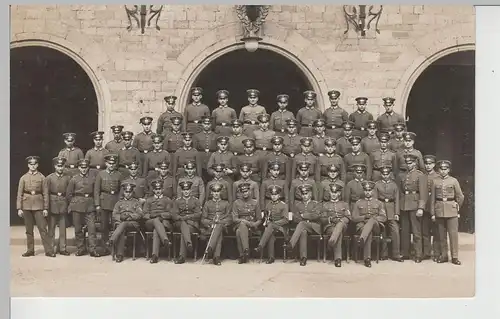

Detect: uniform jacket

[344,152,372,180]
[376,112,405,132]
[17,171,48,211]
[336,136,353,157]
[133,131,154,152]
[163,131,183,153]
[118,147,141,166]
[105,139,125,154]
[177,176,205,203]
[260,178,289,207]
[292,200,322,233]
[206,178,232,203]
[66,173,95,213]
[143,195,173,221]
[373,180,400,220]
[323,107,348,128]
[228,134,247,155]
[430,175,465,218]
[282,134,302,156]
[319,179,344,202]
[270,110,295,133]
[296,107,322,129]
[94,169,123,210]
[361,136,381,155]
[289,177,319,207]
[201,199,232,228]
[143,150,171,176]
[351,198,387,224]
[348,110,374,130]
[172,196,202,229]
[425,170,439,211]
[344,179,365,206]
[120,176,148,199]
[233,179,260,201]
[239,105,266,123]
[318,153,346,181]
[253,129,276,150]
[157,110,184,135]
[399,168,428,211]
[232,198,261,223]
[112,197,143,223]
[58,147,84,167]
[85,147,109,169]
[264,200,289,226]
[212,106,237,126]
[43,172,71,214]
[291,152,319,180]
[320,200,351,229]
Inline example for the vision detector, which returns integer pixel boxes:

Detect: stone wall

[10,5,475,136]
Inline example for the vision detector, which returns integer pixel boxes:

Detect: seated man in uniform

[286,184,321,266]
[232,183,262,264]
[351,181,387,268]
[172,181,202,264]
[143,179,174,264]
[108,183,144,263]
[321,183,351,267]
[254,185,289,264]
[200,183,233,266]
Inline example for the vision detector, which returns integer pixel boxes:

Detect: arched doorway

[193,48,313,115]
[10,46,99,225]
[406,50,475,233]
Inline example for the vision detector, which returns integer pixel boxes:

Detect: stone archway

[173,22,330,113]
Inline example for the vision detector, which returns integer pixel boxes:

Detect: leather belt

[436,198,455,202]
[350,199,359,203]
[66,164,76,169]
[244,120,257,125]
[101,189,119,195]
[404,191,418,194]
[188,120,200,124]
[317,153,324,157]
[399,168,408,171]
[24,191,42,195]
[74,193,92,198]
[90,165,102,169]
[279,129,286,132]
[359,127,366,131]
[301,123,313,127]
[140,150,151,154]
[233,152,240,156]
[50,192,66,197]
[379,198,394,203]
[326,124,338,129]
[256,146,269,151]
[119,164,130,168]
[217,122,229,127]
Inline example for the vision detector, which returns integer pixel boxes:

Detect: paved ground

[10,227,475,298]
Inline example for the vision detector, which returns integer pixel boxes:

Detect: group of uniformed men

[17,87,465,268]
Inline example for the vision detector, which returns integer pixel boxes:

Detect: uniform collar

[315,133,325,138]
[28,170,39,175]
[356,110,365,114]
[94,146,103,151]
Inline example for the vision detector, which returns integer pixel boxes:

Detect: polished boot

[451,258,461,265]
[299,257,307,266]
[364,258,372,268]
[150,255,159,264]
[59,250,70,256]
[45,252,56,257]
[22,251,35,257]
[334,259,342,268]
[266,257,275,264]
[115,255,124,263]
[174,256,185,264]
[213,257,221,266]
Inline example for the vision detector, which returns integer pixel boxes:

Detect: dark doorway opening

[406,50,475,233]
[10,46,98,225]
[193,48,313,116]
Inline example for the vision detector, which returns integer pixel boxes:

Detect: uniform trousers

[356,218,381,259]
[324,221,347,260]
[110,221,140,256]
[100,209,112,243]
[258,223,288,258]
[144,218,172,256]
[381,220,401,258]
[422,211,447,257]
[23,210,53,254]
[175,220,198,258]
[289,221,320,258]
[436,216,459,259]
[48,213,67,252]
[235,222,254,256]
[400,210,423,258]
[202,224,224,258]
[73,211,97,253]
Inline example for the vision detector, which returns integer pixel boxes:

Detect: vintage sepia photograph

[10,4,475,298]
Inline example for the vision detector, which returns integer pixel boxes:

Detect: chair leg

[316,237,321,262]
[193,235,198,262]
[111,243,115,261]
[132,233,137,260]
[282,239,287,263]
[323,237,327,263]
[345,237,350,263]
[145,235,151,260]
[376,236,381,264]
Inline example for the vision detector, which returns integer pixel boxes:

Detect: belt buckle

[57,192,62,196]
[308,124,313,127]
[96,165,101,169]
[318,153,324,157]
[204,149,210,152]
[251,121,256,125]
[332,125,336,129]
[221,123,227,127]
[262,147,267,151]
[404,191,409,194]
[30,191,36,195]
[110,190,116,195]
[361,127,366,131]
[84,194,89,198]
[125,165,130,169]
[70,165,75,168]
[194,120,199,124]
[384,198,389,202]
[290,153,295,158]
[233,152,238,156]
[442,198,448,202]
[280,129,285,132]
[144,150,149,154]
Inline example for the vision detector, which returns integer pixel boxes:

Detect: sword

[201,213,220,264]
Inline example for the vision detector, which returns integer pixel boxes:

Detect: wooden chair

[322,234,352,263]
[109,223,141,261]
[257,228,288,263]
[144,231,174,261]
[172,231,200,261]
[283,226,323,263]
[352,223,386,263]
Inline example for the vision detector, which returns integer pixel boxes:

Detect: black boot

[174,256,185,264]
[451,258,461,265]
[45,252,56,257]
[22,251,35,257]
[364,258,372,268]
[59,250,70,256]
[150,255,159,264]
[213,257,221,266]
[266,257,275,264]
[334,259,342,267]
[299,257,307,266]
[115,255,124,263]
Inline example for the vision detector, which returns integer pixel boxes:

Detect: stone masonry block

[124,59,145,71]
[126,82,142,91]
[76,10,95,20]
[360,52,380,63]
[305,12,323,22]
[413,5,424,14]
[281,5,297,12]
[291,12,306,23]
[386,13,403,25]
[196,11,216,22]
[402,14,420,24]
[112,101,128,112]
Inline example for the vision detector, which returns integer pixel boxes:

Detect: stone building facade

[10,4,475,137]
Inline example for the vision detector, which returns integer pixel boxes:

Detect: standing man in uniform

[157,95,183,136]
[323,90,348,139]
[370,132,397,182]
[286,184,321,266]
[344,136,372,183]
[270,94,295,136]
[336,121,355,157]
[289,162,318,208]
[172,181,202,264]
[351,181,387,267]
[361,120,381,155]
[17,156,54,257]
[374,166,403,262]
[430,160,464,265]
[207,136,237,183]
[296,90,323,137]
[108,182,143,263]
[143,179,174,264]
[184,87,210,134]
[240,88,266,137]
[321,183,351,267]
[44,157,72,255]
[318,165,344,202]
[206,163,233,203]
[317,138,346,182]
[193,116,219,182]
[212,90,237,136]
[143,134,171,182]
[58,132,84,177]
[94,154,123,247]
[200,183,233,266]
[152,161,176,199]
[133,116,154,175]
[172,132,202,182]
[291,137,319,181]
[106,125,125,154]
[376,97,405,134]
[388,123,406,152]
[162,116,184,165]
[311,119,328,156]
[233,163,260,201]
[253,113,276,157]
[344,164,367,211]
[282,119,302,158]
[396,132,425,177]
[176,160,205,204]
[118,131,141,178]
[254,184,289,264]
[260,161,289,208]
[228,119,247,156]
[120,162,148,206]
[349,97,374,138]
[422,155,445,261]
[86,131,109,179]
[261,136,290,185]
[232,183,262,264]
[235,138,263,184]
[66,159,99,257]
[399,154,428,263]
